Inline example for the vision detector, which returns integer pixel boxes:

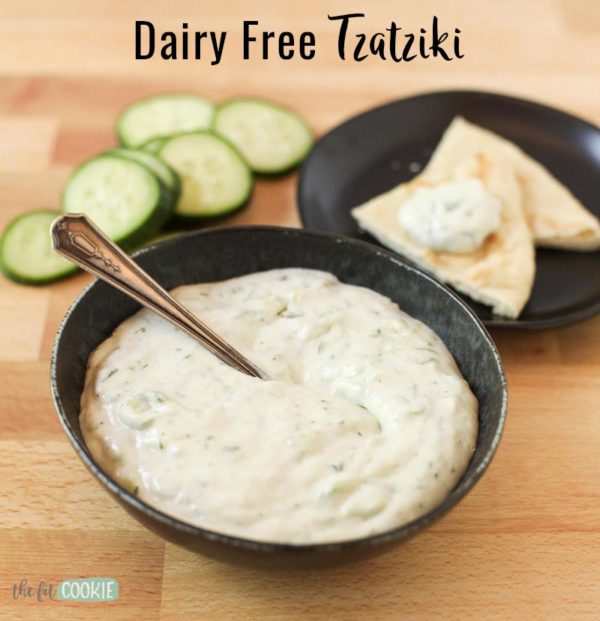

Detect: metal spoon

[51,213,268,380]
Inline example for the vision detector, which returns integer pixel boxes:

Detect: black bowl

[51,226,507,569]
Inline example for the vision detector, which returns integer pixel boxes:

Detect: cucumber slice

[159,132,253,220]
[108,148,179,192]
[107,149,180,226]
[117,94,215,148]
[0,210,77,284]
[62,155,173,249]
[213,98,313,174]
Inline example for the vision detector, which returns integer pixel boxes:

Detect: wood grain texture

[0,0,599,619]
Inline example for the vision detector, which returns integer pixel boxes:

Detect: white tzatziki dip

[398,178,501,253]
[81,269,478,544]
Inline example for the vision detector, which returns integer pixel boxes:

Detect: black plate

[298,90,600,329]
[51,226,506,569]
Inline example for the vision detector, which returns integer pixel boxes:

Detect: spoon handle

[51,213,267,380]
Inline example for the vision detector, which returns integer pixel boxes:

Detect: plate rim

[297,88,600,330]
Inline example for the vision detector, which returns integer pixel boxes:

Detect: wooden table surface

[1,1,599,619]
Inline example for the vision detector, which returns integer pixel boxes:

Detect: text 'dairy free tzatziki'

[81,268,478,544]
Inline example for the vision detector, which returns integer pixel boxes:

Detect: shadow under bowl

[50,226,507,569]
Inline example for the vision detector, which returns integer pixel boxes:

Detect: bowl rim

[50,224,508,554]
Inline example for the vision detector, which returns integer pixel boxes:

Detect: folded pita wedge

[425,117,600,251]
[352,154,535,318]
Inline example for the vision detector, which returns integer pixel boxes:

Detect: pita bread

[425,117,600,251]
[352,154,535,318]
